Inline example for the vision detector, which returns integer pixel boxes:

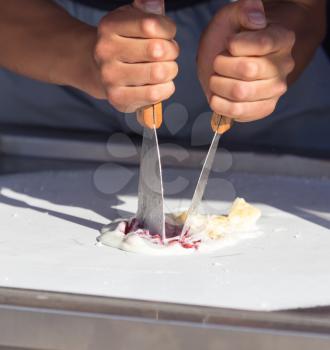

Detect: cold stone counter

[0,165,329,311]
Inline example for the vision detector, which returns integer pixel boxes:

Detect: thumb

[236,0,267,30]
[133,0,164,14]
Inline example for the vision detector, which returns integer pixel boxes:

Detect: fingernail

[143,0,163,14]
[247,11,266,26]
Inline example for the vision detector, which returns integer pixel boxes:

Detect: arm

[263,0,326,83]
[197,0,326,122]
[0,0,102,97]
[0,0,178,111]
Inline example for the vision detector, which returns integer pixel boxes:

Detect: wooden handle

[137,102,163,129]
[134,0,165,129]
[211,113,234,135]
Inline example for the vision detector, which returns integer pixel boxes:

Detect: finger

[237,0,267,30]
[101,61,179,86]
[106,82,175,112]
[220,0,266,32]
[213,53,295,81]
[116,37,179,63]
[209,95,278,121]
[96,35,179,64]
[209,75,287,102]
[99,5,176,40]
[227,25,295,57]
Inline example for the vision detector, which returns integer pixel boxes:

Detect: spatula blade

[180,132,221,238]
[136,126,165,239]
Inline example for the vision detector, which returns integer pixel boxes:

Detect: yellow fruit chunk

[228,198,261,228]
[207,216,228,239]
[167,211,188,226]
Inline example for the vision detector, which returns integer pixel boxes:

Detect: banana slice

[228,198,261,229]
[207,215,229,239]
[171,211,188,225]
[166,198,261,240]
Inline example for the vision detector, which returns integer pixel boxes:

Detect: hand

[93,4,179,112]
[197,0,295,122]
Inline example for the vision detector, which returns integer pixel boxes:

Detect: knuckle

[168,17,177,37]
[286,56,295,73]
[94,41,107,62]
[210,96,220,114]
[286,30,296,48]
[231,82,248,101]
[163,17,177,38]
[114,104,126,113]
[265,100,277,116]
[240,61,258,80]
[227,102,243,117]
[98,15,116,36]
[107,87,123,106]
[172,62,179,78]
[147,40,164,60]
[227,37,239,56]
[257,100,277,118]
[141,16,158,37]
[172,41,180,59]
[101,64,118,85]
[98,16,109,34]
[277,81,288,96]
[166,81,176,98]
[150,63,166,83]
[100,65,109,81]
[209,75,218,94]
[213,56,222,74]
[95,36,116,62]
[259,34,273,52]
[146,86,161,103]
[170,22,177,38]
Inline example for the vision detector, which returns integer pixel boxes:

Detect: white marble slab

[0,166,329,311]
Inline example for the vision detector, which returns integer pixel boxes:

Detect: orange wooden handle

[211,113,234,134]
[137,102,163,129]
[134,1,164,129]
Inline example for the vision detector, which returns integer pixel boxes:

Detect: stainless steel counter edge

[0,287,330,350]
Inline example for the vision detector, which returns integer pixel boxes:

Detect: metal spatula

[180,114,233,238]
[135,0,166,240]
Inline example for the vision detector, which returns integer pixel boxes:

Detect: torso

[73,0,210,11]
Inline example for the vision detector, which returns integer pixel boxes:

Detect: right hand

[94,4,179,112]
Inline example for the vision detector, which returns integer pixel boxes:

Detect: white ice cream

[99,198,262,255]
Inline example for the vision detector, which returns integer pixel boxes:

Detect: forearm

[263,0,326,84]
[0,0,100,93]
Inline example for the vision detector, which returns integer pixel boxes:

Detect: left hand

[197,0,295,122]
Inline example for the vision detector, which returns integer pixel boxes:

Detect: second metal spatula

[181,114,233,238]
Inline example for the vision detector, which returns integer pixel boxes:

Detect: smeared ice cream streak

[99,198,262,256]
[121,217,200,251]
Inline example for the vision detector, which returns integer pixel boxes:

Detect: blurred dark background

[322,3,330,57]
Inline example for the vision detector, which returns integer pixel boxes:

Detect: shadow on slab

[0,162,328,233]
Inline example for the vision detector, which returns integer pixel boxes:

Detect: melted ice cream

[99,198,262,255]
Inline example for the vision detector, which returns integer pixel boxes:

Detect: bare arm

[0,1,178,111]
[0,0,102,97]
[197,0,326,122]
[263,0,326,83]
